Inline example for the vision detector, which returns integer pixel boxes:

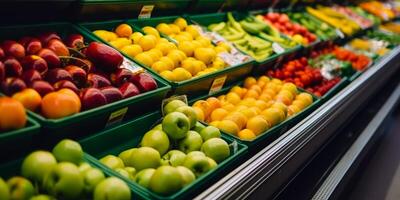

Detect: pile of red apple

[0,139,131,200]
[0,32,158,119]
[267,57,341,97]
[262,12,317,44]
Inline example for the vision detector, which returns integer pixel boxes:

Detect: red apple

[65,65,87,87]
[37,48,61,68]
[2,40,25,59]
[45,68,72,84]
[3,57,23,77]
[38,32,61,46]
[110,68,133,87]
[0,62,4,82]
[87,73,111,88]
[85,42,123,72]
[21,55,48,75]
[100,86,123,103]
[119,82,140,98]
[22,69,42,85]
[81,59,94,73]
[130,73,157,92]
[25,38,42,55]
[53,80,79,94]
[30,80,54,96]
[66,34,84,49]
[47,38,70,56]
[1,77,27,95]
[80,88,107,110]
[0,47,4,60]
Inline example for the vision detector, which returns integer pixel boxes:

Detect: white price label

[121,58,143,74]
[272,42,285,54]
[209,76,227,95]
[335,29,345,39]
[138,5,154,19]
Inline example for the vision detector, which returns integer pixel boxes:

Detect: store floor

[347,106,400,200]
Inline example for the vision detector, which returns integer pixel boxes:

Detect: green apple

[0,178,9,200]
[176,166,195,186]
[152,124,163,130]
[201,138,230,163]
[21,151,57,183]
[207,157,217,170]
[78,162,92,175]
[115,168,130,179]
[134,169,155,188]
[100,155,125,170]
[128,147,160,171]
[30,194,54,200]
[7,176,34,200]
[162,112,190,140]
[125,167,136,180]
[163,99,186,114]
[141,130,170,156]
[82,168,105,193]
[178,131,203,153]
[149,166,183,195]
[161,150,186,166]
[187,151,206,158]
[118,148,136,166]
[193,122,206,133]
[52,139,83,165]
[94,177,131,200]
[183,154,210,177]
[175,106,197,128]
[42,162,84,199]
[200,126,221,141]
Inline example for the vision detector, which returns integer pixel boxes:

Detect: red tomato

[283,70,292,78]
[286,64,296,72]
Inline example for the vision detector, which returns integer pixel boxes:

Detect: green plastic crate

[0,117,40,162]
[78,19,254,100]
[188,12,302,76]
[0,23,171,147]
[188,79,322,149]
[80,111,248,200]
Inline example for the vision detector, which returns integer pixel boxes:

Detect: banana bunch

[208,12,273,62]
[306,6,360,35]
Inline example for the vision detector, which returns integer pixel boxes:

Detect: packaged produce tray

[80,111,248,200]
[79,19,254,100]
[189,80,322,149]
[0,23,171,147]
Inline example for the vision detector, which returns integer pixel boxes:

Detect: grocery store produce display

[0,0,400,199]
[0,139,131,200]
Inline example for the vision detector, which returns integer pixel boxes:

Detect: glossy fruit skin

[24,38,42,55]
[3,57,23,77]
[176,166,195,186]
[162,112,190,140]
[100,86,123,103]
[37,48,61,68]
[66,34,84,48]
[45,68,72,84]
[12,88,42,111]
[130,72,158,92]
[175,106,197,128]
[178,131,203,153]
[2,40,25,59]
[201,138,230,163]
[119,82,140,99]
[1,77,27,95]
[140,129,170,156]
[134,168,155,188]
[65,65,87,87]
[87,73,111,88]
[38,32,61,46]
[21,55,48,75]
[199,126,221,141]
[82,167,105,194]
[7,176,35,200]
[94,177,131,200]
[22,69,42,85]
[85,42,123,72]
[183,152,210,177]
[30,81,54,97]
[0,97,27,131]
[127,147,160,171]
[21,151,57,183]
[47,38,70,56]
[79,88,107,110]
[149,166,183,195]
[53,80,79,94]
[52,139,84,164]
[110,68,133,87]
[161,150,186,167]
[100,155,124,170]
[41,90,81,119]
[163,99,186,115]
[0,61,5,82]
[0,178,10,200]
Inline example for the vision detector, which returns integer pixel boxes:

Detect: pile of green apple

[0,139,131,200]
[99,99,231,196]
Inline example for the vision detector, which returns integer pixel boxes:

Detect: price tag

[229,140,238,154]
[138,5,154,19]
[272,42,285,54]
[335,29,345,39]
[218,52,240,66]
[106,107,128,127]
[209,76,227,95]
[121,58,143,74]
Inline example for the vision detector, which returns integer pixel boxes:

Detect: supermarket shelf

[312,82,400,199]
[194,46,400,200]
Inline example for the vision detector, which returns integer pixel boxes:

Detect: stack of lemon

[191,76,314,140]
[93,19,230,82]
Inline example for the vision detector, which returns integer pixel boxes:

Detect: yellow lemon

[172,34,191,42]
[195,36,212,47]
[157,38,169,43]
[181,58,201,76]
[160,70,175,81]
[156,23,173,35]
[172,68,192,82]
[194,48,216,65]
[147,49,163,61]
[174,17,188,30]
[155,42,171,56]
[151,61,169,73]
[120,44,143,58]
[185,25,200,38]
[169,24,181,34]
[179,32,194,41]
[109,38,131,49]
[159,56,175,70]
[134,52,154,66]
[138,35,157,51]
[142,26,160,38]
[178,41,196,57]
[191,40,202,49]
[212,59,225,70]
[93,30,114,42]
[129,32,144,44]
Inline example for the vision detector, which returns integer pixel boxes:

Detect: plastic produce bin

[0,23,171,147]
[80,111,248,200]
[79,19,254,100]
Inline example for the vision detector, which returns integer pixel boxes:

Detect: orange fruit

[282,82,298,96]
[262,88,276,98]
[244,90,259,99]
[222,103,235,112]
[288,105,301,117]
[192,100,212,118]
[271,78,283,85]
[257,76,270,85]
[278,90,294,100]
[226,92,241,105]
[0,97,27,131]
[210,108,229,122]
[240,98,256,107]
[217,95,226,102]
[260,108,283,126]
[249,107,262,115]
[41,91,80,119]
[238,129,256,140]
[258,94,273,103]
[249,85,262,94]
[275,95,292,106]
[246,116,270,135]
[206,97,221,111]
[255,100,268,110]
[115,24,133,37]
[270,102,288,116]
[292,100,307,110]
[230,86,245,98]
[209,120,220,127]
[193,106,205,121]
[57,89,81,111]
[224,112,248,130]
[234,105,248,112]
[12,89,42,111]
[296,93,313,106]
[239,108,258,119]
[217,120,240,135]
[243,77,257,89]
